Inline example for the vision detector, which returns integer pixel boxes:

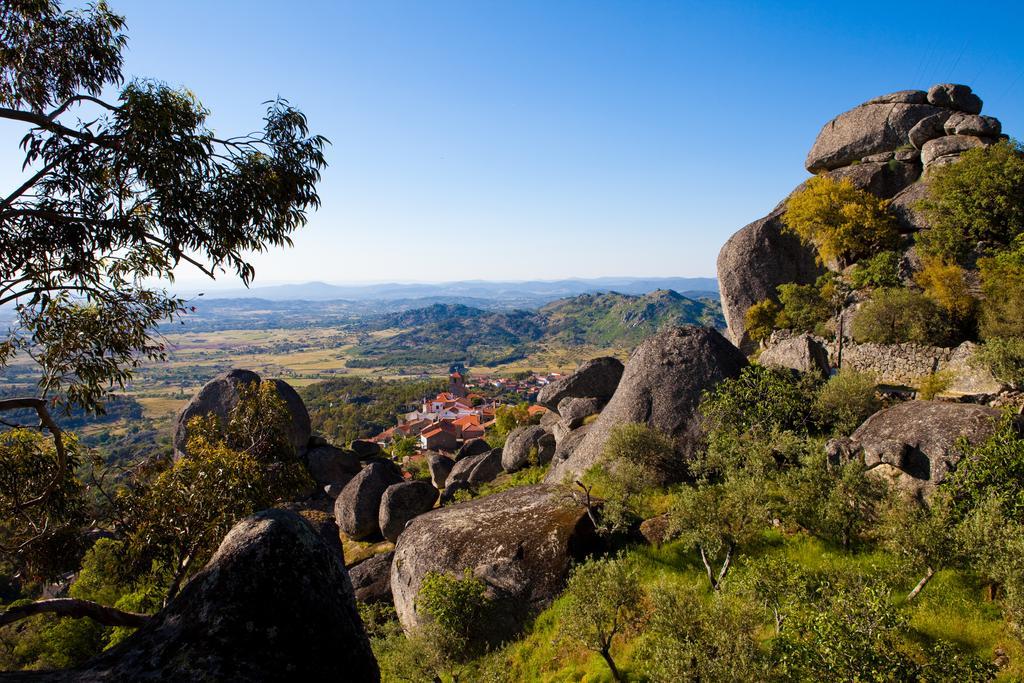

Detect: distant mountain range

[193,277,718,307]
[346,289,723,368]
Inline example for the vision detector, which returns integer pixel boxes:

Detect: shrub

[744,299,781,344]
[945,417,1024,523]
[701,365,820,438]
[813,369,879,436]
[915,257,977,322]
[783,175,899,268]
[916,369,954,400]
[973,337,1024,389]
[637,585,769,682]
[775,281,831,335]
[848,250,901,289]
[851,287,951,345]
[978,237,1024,340]
[918,139,1024,262]
[416,569,491,664]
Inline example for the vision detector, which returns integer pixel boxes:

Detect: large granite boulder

[349,551,394,605]
[173,369,311,460]
[557,396,605,429]
[426,451,455,490]
[447,448,503,487]
[889,181,932,233]
[550,423,592,470]
[927,83,983,115]
[546,327,748,484]
[334,461,404,540]
[536,357,624,411]
[759,333,830,377]
[827,160,922,200]
[350,439,382,459]
[805,99,945,173]
[306,444,361,490]
[379,481,438,543]
[18,510,379,681]
[717,206,822,349]
[909,112,955,149]
[836,401,1007,497]
[922,135,987,170]
[944,113,1001,137]
[501,425,556,472]
[390,484,599,642]
[456,438,491,460]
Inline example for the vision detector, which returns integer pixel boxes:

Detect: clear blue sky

[6,1,1024,285]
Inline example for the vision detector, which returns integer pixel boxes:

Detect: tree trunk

[0,598,150,628]
[164,550,193,607]
[906,566,935,602]
[714,544,734,590]
[599,647,623,683]
[699,546,716,590]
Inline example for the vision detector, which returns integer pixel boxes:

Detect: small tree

[918,139,1024,262]
[637,584,769,682]
[783,175,898,268]
[915,257,977,323]
[878,491,958,601]
[739,555,811,634]
[415,569,491,679]
[558,554,644,682]
[117,381,312,605]
[848,250,902,289]
[668,476,770,590]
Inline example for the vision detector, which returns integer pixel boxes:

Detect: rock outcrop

[501,425,556,472]
[718,83,1003,347]
[536,357,624,411]
[306,444,361,491]
[557,396,604,429]
[805,95,942,172]
[832,401,1007,497]
[446,448,503,487]
[348,551,395,605]
[390,484,599,642]
[426,451,455,490]
[173,369,311,460]
[334,461,404,540]
[23,510,379,681]
[379,481,438,543]
[717,207,823,350]
[546,326,747,484]
[759,333,830,377]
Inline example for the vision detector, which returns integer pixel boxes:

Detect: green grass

[487,531,1021,681]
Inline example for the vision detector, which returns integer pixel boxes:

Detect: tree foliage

[813,368,879,436]
[977,237,1024,340]
[783,175,898,268]
[0,0,327,415]
[848,250,902,290]
[851,287,951,346]
[116,381,311,603]
[558,553,644,682]
[918,139,1024,263]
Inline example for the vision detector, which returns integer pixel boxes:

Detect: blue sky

[5,1,1024,285]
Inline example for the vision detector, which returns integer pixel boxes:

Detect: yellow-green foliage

[915,257,977,321]
[813,369,879,436]
[974,337,1024,389]
[745,299,782,344]
[918,139,1024,263]
[783,175,898,268]
[978,238,1024,340]
[916,369,954,400]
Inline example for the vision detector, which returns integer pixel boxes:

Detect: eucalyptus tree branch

[0,598,150,629]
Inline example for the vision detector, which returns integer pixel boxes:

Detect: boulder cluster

[718,83,1006,350]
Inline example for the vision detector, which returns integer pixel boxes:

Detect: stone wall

[825,339,1003,395]
[763,331,1004,396]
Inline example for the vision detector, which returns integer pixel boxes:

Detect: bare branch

[0,598,150,629]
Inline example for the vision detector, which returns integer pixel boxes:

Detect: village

[370,365,556,453]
